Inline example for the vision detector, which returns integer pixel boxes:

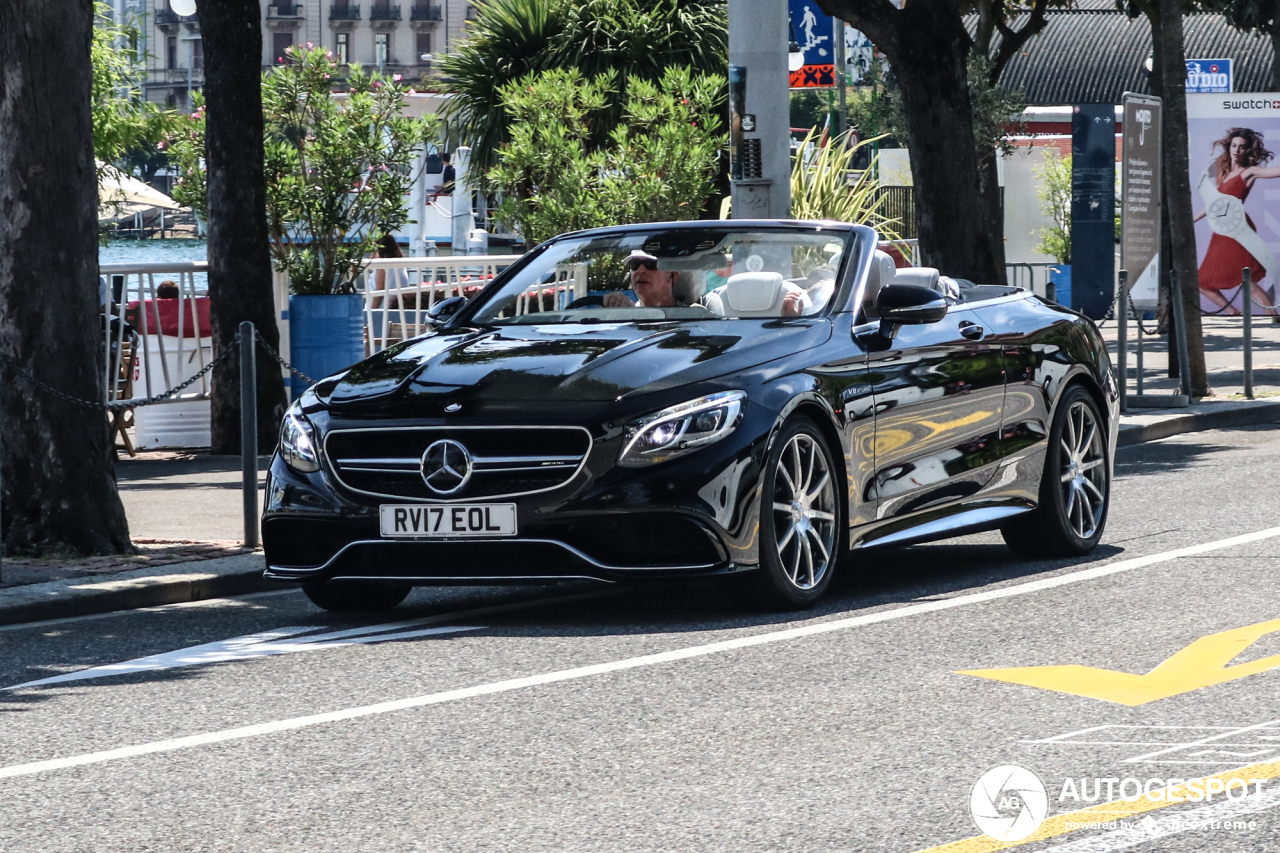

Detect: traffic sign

[788,0,837,89]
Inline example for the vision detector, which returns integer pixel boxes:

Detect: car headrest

[862,250,898,319]
[892,267,941,292]
[722,272,786,315]
[936,275,961,303]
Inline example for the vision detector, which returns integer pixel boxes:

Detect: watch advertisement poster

[1187,93,1280,317]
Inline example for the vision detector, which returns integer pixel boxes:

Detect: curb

[0,553,281,627]
[1117,399,1280,447]
[1,402,1278,628]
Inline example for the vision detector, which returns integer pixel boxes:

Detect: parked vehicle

[263,220,1118,611]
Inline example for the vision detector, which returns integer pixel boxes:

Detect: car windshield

[469,226,854,325]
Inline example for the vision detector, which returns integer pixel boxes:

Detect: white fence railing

[99,261,213,405]
[352,256,588,353]
[347,255,519,354]
[103,255,538,407]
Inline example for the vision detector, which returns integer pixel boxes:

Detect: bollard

[1117,270,1129,414]
[1169,270,1193,399]
[0,382,4,583]
[240,321,259,549]
[1243,267,1254,399]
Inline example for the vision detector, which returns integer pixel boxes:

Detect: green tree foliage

[1195,0,1280,89]
[488,66,725,247]
[790,90,829,134]
[844,55,1023,154]
[1033,151,1071,264]
[440,0,727,174]
[168,46,441,294]
[91,3,173,204]
[790,130,900,242]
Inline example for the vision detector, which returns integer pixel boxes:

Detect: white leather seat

[704,272,809,317]
[862,250,898,319]
[891,266,940,292]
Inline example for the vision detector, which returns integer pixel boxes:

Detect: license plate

[379,504,517,538]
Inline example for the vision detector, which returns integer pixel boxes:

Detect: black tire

[302,581,412,613]
[747,416,841,609]
[1002,385,1110,558]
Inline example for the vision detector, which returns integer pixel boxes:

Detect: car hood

[324,319,832,405]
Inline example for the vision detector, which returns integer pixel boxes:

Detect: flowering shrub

[168,46,441,295]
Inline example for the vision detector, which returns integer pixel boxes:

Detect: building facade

[135,0,473,109]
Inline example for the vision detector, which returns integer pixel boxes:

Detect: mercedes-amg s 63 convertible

[262,221,1118,611]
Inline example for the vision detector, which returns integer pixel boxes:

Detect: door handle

[958,321,985,341]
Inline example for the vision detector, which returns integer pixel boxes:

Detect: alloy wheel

[1058,399,1107,540]
[771,432,838,590]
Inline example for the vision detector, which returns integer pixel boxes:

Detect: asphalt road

[4,426,1280,853]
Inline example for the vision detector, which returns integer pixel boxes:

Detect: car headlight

[618,391,745,467]
[279,401,321,473]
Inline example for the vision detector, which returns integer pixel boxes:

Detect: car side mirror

[426,295,467,324]
[876,283,948,339]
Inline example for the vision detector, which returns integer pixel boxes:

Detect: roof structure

[992,1,1273,105]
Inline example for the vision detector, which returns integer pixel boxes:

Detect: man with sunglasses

[602,250,681,308]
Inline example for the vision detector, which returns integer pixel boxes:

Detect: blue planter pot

[1049,265,1072,308]
[288,294,365,394]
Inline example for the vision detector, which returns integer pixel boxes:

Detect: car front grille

[324,426,592,501]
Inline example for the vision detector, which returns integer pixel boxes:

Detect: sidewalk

[1,326,1278,627]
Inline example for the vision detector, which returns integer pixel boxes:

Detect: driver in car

[602,251,682,308]
[603,250,807,315]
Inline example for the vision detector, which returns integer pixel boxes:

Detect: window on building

[336,32,349,65]
[191,38,203,70]
[166,35,177,69]
[374,32,389,67]
[273,32,294,65]
[416,32,431,64]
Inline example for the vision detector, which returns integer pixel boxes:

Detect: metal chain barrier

[252,329,314,386]
[0,331,242,412]
[0,327,314,413]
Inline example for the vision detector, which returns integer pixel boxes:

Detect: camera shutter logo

[420,439,473,495]
[969,765,1049,842]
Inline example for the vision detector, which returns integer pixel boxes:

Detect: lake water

[99,238,207,267]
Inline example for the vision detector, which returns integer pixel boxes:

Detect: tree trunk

[1151,0,1209,396]
[822,2,999,282]
[202,0,288,454]
[0,0,132,557]
[976,148,1008,284]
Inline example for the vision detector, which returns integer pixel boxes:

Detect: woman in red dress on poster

[1195,127,1280,319]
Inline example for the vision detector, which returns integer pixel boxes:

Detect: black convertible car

[263,221,1118,611]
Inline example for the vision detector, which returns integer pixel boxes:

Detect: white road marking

[3,525,1279,782]
[1037,783,1280,852]
[1026,722,1280,766]
[7,620,483,689]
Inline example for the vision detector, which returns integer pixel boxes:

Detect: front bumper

[262,403,777,585]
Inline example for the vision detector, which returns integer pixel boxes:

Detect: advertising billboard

[1187,93,1280,316]
[1185,59,1233,94]
[1121,94,1162,310]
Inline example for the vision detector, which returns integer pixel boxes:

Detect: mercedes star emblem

[420,439,473,495]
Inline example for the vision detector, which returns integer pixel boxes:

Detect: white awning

[98,162,183,217]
